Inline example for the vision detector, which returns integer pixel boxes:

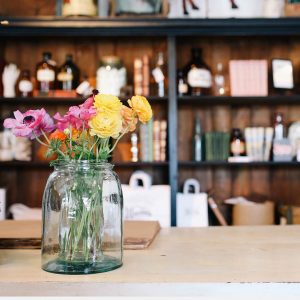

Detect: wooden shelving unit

[0,96,167,105]
[179,161,300,167]
[1,15,300,225]
[0,161,169,169]
[178,95,300,105]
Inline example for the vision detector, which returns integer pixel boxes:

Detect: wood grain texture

[0,0,55,16]
[1,226,300,297]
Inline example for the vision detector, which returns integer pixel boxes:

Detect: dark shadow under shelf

[0,161,169,169]
[179,161,300,167]
[0,96,168,106]
[178,95,300,105]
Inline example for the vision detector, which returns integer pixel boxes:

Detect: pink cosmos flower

[3,109,55,139]
[54,97,96,131]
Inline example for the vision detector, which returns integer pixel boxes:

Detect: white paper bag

[177,178,208,227]
[122,171,171,227]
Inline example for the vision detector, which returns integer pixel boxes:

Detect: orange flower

[128,95,152,123]
[71,129,82,141]
[49,130,67,141]
[121,105,138,132]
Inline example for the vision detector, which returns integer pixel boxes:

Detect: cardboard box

[233,201,274,225]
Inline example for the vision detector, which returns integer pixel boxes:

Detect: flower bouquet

[4,92,152,274]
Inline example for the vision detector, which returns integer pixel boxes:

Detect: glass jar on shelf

[96,56,127,96]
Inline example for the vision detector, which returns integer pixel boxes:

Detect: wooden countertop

[1,226,300,298]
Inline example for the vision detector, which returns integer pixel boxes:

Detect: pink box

[229,60,268,96]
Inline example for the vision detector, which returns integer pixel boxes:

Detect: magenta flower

[81,96,94,109]
[3,109,55,139]
[53,99,96,131]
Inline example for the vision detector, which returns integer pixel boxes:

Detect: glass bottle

[152,52,166,97]
[36,52,56,95]
[62,0,97,16]
[17,70,33,97]
[193,117,202,161]
[57,54,80,91]
[96,56,127,96]
[177,70,188,96]
[41,161,123,274]
[183,48,212,96]
[274,112,285,140]
[230,128,246,157]
[214,63,227,96]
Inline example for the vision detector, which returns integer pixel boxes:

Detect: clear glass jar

[96,56,127,96]
[41,161,123,274]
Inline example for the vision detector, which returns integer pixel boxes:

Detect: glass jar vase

[41,161,123,274]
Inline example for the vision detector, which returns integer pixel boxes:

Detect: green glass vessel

[41,161,123,274]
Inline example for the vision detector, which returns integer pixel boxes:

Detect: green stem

[108,119,135,154]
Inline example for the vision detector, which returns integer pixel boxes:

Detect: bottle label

[152,67,165,83]
[19,80,33,93]
[178,82,188,94]
[57,72,73,82]
[37,69,55,82]
[215,75,224,86]
[188,68,212,88]
[231,141,245,155]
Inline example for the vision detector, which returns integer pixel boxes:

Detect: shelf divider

[168,35,178,226]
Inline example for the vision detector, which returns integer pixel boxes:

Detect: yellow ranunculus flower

[89,111,122,139]
[128,95,152,123]
[94,94,122,114]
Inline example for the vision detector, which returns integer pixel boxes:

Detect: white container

[0,188,6,220]
[96,56,126,96]
[208,0,264,18]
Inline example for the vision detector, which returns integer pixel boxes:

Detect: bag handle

[129,171,152,189]
[183,178,200,194]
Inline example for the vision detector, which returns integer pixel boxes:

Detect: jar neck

[52,160,113,172]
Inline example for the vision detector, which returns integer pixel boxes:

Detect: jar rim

[51,160,113,169]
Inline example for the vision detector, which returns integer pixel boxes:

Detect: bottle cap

[43,52,52,60]
[191,48,202,58]
[66,54,73,61]
[217,63,223,71]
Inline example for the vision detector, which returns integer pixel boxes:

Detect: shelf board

[0,161,169,169]
[178,95,300,105]
[179,161,300,167]
[0,96,167,106]
[2,17,300,37]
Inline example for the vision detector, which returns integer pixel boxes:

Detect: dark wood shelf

[179,161,300,167]
[0,96,167,106]
[0,161,169,169]
[2,17,300,37]
[178,95,300,105]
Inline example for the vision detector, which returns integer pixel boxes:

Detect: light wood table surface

[1,226,300,298]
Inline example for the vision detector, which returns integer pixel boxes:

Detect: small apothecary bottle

[18,70,33,97]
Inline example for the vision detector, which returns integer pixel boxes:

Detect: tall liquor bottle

[214,63,228,96]
[152,52,166,97]
[183,48,212,96]
[57,54,80,91]
[193,116,202,161]
[36,52,56,95]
